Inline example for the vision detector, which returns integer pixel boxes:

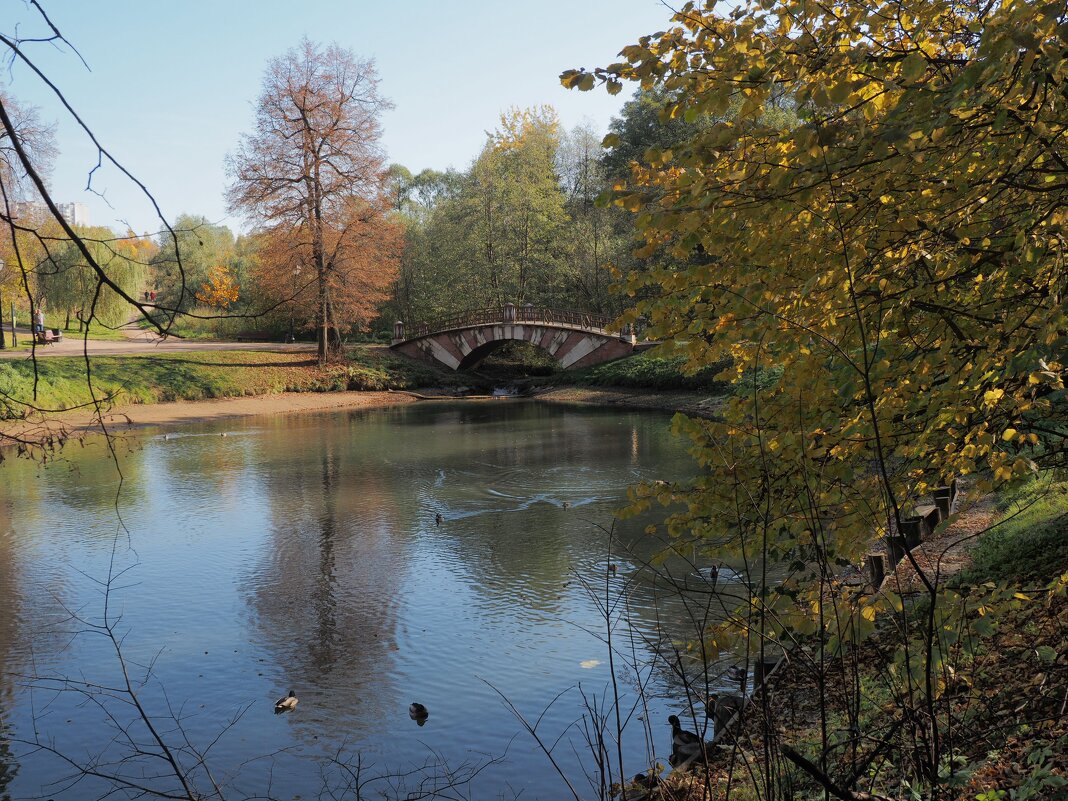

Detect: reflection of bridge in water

[390,303,642,371]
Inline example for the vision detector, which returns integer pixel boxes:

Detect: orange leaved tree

[227,39,397,362]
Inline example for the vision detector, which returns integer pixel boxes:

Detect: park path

[0,325,314,359]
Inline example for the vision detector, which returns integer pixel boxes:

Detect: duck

[405,704,427,726]
[562,501,571,509]
[667,714,701,751]
[726,665,748,683]
[608,564,618,575]
[274,690,298,713]
[633,772,659,789]
[435,513,443,526]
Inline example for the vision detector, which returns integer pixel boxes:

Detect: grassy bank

[957,475,1068,585]
[537,347,783,395]
[545,348,734,392]
[0,347,466,416]
[657,476,1068,801]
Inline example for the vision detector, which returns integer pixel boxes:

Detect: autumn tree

[150,214,235,314]
[566,0,1067,797]
[35,226,148,328]
[227,39,397,362]
[557,121,632,314]
[254,194,401,337]
[387,107,576,324]
[0,92,56,346]
[466,106,570,307]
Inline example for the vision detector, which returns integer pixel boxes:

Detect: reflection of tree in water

[243,426,412,719]
[0,496,20,799]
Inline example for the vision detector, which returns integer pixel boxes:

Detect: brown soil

[1,390,416,451]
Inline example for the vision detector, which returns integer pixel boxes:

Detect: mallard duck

[435,513,443,526]
[409,702,429,723]
[608,564,618,574]
[633,772,659,789]
[274,690,298,713]
[667,714,701,751]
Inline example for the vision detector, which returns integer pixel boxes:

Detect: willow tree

[566,0,1066,797]
[227,39,395,362]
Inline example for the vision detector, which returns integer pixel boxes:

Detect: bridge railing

[395,303,623,342]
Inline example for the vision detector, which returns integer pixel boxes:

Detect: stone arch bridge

[390,304,638,371]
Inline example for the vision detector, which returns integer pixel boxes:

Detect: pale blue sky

[4,1,678,235]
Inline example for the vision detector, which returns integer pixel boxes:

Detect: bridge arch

[390,304,637,372]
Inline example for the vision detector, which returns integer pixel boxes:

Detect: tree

[0,92,56,346]
[227,38,397,362]
[150,214,235,314]
[466,106,570,307]
[389,107,572,324]
[565,0,1067,797]
[35,226,148,329]
[253,194,401,338]
[557,121,629,314]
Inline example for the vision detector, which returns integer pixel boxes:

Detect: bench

[35,328,63,345]
[235,330,274,342]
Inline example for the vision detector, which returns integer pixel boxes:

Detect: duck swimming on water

[409,702,429,725]
[275,690,298,713]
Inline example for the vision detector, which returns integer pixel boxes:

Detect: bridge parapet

[393,303,626,344]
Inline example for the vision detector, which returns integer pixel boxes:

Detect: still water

[0,401,743,800]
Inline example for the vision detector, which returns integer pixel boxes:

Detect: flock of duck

[273,691,429,727]
[273,691,721,786]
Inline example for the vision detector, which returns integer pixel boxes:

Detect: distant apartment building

[56,202,90,227]
[10,199,91,228]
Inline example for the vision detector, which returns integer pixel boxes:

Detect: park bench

[235,330,274,342]
[35,328,63,345]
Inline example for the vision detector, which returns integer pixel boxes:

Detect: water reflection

[0,401,747,799]
[245,425,405,728]
[0,495,20,799]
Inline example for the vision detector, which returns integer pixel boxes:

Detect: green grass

[58,321,129,341]
[955,475,1068,586]
[546,348,734,392]
[0,347,467,417]
[0,317,127,349]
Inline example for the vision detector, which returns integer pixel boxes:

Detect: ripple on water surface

[0,402,746,799]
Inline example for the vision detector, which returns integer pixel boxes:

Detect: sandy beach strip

[1,390,418,449]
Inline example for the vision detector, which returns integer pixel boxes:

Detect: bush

[553,350,733,392]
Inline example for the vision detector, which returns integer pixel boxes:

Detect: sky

[4,1,680,236]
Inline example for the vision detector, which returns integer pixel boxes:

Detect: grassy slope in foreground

[659,476,1068,801]
[0,347,464,416]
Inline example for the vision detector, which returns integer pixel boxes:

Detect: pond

[0,401,748,800]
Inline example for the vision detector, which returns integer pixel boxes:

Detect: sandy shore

[2,384,723,451]
[1,390,417,448]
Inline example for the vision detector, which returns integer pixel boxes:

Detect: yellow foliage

[567,0,1068,649]
[195,264,239,309]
